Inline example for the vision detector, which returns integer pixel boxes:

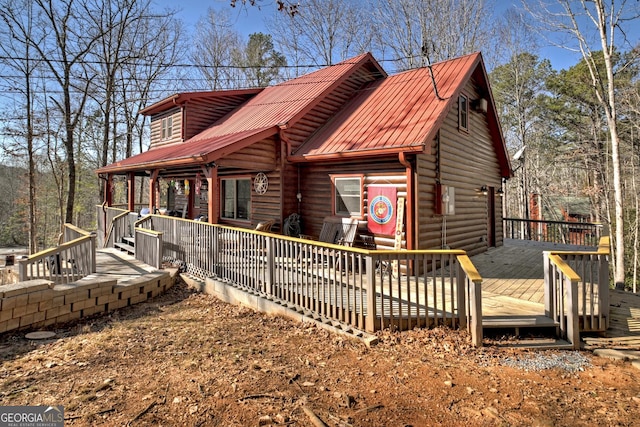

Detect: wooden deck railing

[134,227,163,269]
[135,215,485,345]
[543,236,610,348]
[97,205,128,248]
[19,224,96,285]
[544,254,581,349]
[504,218,603,246]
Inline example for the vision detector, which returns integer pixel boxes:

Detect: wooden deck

[473,240,640,349]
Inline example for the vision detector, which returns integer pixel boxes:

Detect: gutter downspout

[399,152,414,251]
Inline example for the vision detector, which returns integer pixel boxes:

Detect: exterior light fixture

[480,185,488,195]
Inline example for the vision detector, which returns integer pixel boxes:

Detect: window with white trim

[332,175,363,217]
[161,116,173,140]
[221,178,251,220]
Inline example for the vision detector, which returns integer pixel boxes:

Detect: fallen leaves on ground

[0,280,639,426]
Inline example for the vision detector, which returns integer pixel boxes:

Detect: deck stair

[482,314,574,349]
[114,236,135,256]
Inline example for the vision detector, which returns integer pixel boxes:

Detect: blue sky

[153,0,635,72]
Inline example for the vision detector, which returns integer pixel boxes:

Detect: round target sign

[369,195,394,225]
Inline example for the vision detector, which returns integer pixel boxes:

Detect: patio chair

[255,219,275,232]
[317,216,358,246]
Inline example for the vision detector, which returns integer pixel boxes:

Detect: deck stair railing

[544,237,610,347]
[18,223,96,285]
[504,218,603,246]
[98,205,128,248]
[134,215,485,346]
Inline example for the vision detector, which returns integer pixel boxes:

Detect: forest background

[0,0,639,288]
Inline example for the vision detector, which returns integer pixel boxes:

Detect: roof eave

[289,144,424,163]
[139,88,264,116]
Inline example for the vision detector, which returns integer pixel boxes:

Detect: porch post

[127,172,136,212]
[104,174,113,206]
[202,165,218,224]
[149,170,159,212]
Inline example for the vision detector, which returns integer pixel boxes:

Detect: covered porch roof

[96,126,277,174]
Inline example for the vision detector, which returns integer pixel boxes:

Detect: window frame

[458,93,469,132]
[220,176,252,222]
[331,174,364,218]
[161,116,173,140]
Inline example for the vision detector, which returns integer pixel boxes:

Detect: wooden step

[122,236,135,245]
[489,338,574,350]
[483,314,558,329]
[114,242,135,255]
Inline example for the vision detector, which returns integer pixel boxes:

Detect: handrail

[456,254,483,347]
[545,236,610,333]
[134,227,163,269]
[504,217,603,246]
[18,225,96,285]
[134,214,486,346]
[104,210,131,248]
[545,253,581,349]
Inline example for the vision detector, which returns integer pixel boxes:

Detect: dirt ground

[1,279,639,427]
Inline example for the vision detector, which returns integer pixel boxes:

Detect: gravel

[498,351,592,372]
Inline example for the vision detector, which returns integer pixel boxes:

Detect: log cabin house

[97,52,512,256]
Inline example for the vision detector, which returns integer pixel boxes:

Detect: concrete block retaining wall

[0,272,173,333]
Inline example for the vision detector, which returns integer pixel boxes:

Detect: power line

[0,54,414,73]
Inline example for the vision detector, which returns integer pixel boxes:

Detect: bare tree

[268,0,373,67]
[370,0,493,71]
[19,0,108,225]
[0,0,44,253]
[192,8,242,90]
[527,0,640,289]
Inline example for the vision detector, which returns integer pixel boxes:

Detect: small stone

[466,386,475,395]
[231,383,238,393]
[274,414,289,424]
[172,396,182,404]
[444,380,453,387]
[189,405,198,415]
[258,415,272,425]
[489,388,498,393]
[302,381,315,387]
[482,407,499,419]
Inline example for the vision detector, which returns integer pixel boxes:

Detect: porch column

[149,170,159,212]
[202,165,218,224]
[127,172,136,212]
[104,174,113,207]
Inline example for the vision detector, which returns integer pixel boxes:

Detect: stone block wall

[0,272,173,333]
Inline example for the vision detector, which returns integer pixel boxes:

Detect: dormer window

[458,94,469,131]
[161,116,173,140]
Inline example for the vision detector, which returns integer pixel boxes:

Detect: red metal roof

[290,52,482,161]
[98,53,381,174]
[97,127,276,173]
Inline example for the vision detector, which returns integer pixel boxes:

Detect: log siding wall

[298,160,406,249]
[416,78,504,255]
